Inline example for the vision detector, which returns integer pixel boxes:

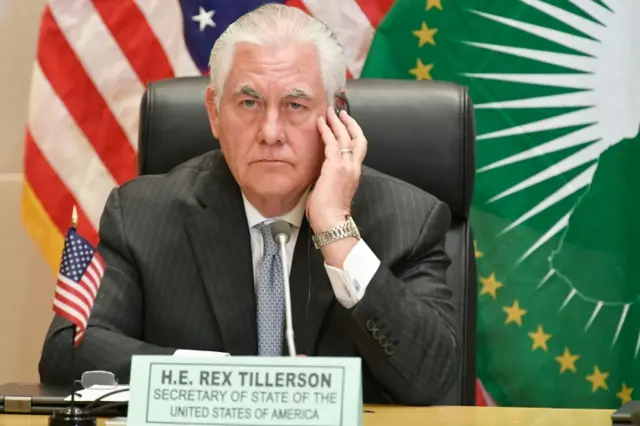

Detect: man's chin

[249,163,293,180]
[241,166,311,197]
[247,176,303,197]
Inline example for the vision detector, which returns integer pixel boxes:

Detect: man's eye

[241,100,257,108]
[288,102,303,110]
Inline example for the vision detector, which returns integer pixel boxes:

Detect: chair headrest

[139,76,475,220]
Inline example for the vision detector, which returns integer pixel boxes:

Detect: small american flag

[53,226,105,346]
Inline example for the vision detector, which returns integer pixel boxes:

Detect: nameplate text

[127,355,363,426]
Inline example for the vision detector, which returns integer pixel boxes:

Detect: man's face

[205,42,328,203]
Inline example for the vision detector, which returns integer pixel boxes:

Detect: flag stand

[47,320,97,426]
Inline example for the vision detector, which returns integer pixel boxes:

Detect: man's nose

[258,109,284,145]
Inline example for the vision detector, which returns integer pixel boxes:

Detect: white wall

[0,0,55,383]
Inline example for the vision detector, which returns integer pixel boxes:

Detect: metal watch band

[311,216,361,249]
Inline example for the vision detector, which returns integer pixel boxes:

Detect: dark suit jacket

[39,150,459,406]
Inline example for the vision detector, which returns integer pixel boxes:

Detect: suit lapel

[184,156,257,355]
[287,219,335,356]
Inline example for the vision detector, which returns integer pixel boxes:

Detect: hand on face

[305,106,367,232]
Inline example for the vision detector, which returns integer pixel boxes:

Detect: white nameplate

[127,355,363,426]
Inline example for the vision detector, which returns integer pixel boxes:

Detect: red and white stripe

[53,253,105,345]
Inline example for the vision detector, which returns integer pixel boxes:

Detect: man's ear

[205,86,220,139]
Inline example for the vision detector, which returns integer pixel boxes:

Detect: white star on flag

[192,6,215,32]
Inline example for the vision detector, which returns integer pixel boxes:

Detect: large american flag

[53,226,105,346]
[21,0,392,273]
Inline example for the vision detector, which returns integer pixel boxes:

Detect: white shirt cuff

[324,239,381,309]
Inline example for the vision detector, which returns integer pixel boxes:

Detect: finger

[340,111,367,162]
[340,110,365,141]
[327,106,352,149]
[317,115,340,160]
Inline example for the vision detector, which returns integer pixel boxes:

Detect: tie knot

[255,221,279,256]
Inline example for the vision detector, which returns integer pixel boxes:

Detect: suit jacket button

[372,328,381,340]
[366,320,375,331]
[384,344,395,355]
[379,336,387,346]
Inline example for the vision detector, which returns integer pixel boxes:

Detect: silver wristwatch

[311,216,361,249]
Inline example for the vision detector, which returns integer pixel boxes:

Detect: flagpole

[70,206,78,408]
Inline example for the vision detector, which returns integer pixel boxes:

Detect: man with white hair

[39,4,459,406]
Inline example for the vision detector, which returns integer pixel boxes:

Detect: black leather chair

[137,76,478,406]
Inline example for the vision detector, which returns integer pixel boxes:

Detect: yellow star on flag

[617,383,633,404]
[555,347,580,374]
[409,58,433,80]
[480,272,503,299]
[426,0,443,11]
[503,300,527,326]
[474,240,482,258]
[528,325,551,351]
[586,366,609,392]
[412,22,438,47]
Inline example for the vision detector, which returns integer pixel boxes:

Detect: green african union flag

[360,0,639,408]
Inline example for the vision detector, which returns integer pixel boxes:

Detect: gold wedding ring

[340,148,354,155]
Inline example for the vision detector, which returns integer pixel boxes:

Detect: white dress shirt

[242,192,381,309]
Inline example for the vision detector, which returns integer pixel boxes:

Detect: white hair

[208,3,347,109]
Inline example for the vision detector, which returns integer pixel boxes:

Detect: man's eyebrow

[283,88,314,100]
[233,85,264,99]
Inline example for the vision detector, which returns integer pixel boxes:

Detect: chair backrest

[138,76,478,406]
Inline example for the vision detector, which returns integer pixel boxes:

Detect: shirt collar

[242,187,309,229]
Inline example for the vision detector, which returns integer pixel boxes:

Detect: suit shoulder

[115,150,219,201]
[355,166,452,259]
[360,165,444,209]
